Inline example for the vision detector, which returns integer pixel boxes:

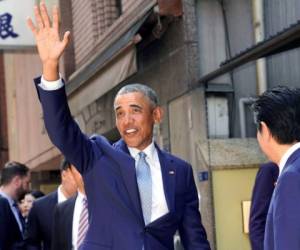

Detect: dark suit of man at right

[249,162,279,250]
[252,86,300,250]
[26,159,77,250]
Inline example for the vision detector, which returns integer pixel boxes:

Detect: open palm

[27,3,69,64]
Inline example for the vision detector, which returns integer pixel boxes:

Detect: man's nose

[123,113,134,124]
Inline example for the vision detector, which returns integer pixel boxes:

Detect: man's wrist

[42,60,59,81]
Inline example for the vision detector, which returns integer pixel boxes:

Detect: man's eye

[116,112,124,117]
[133,108,141,113]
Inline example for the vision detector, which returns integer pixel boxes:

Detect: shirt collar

[128,141,156,160]
[77,191,85,200]
[0,191,14,206]
[57,185,68,203]
[279,142,300,176]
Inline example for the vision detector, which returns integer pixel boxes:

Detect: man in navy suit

[249,162,279,250]
[51,196,76,250]
[252,86,300,250]
[27,3,210,250]
[26,159,77,250]
[52,165,87,250]
[0,161,30,250]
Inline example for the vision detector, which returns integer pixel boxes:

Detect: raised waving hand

[27,2,70,80]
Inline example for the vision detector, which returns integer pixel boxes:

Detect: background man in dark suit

[249,162,279,250]
[27,3,211,250]
[252,86,300,250]
[26,159,77,250]
[52,165,87,250]
[0,161,30,250]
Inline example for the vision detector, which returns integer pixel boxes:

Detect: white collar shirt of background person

[39,77,169,222]
[128,142,169,223]
[0,190,23,232]
[57,185,68,203]
[72,191,86,250]
[278,142,300,177]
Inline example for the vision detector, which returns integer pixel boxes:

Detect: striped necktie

[77,197,89,248]
[136,152,152,225]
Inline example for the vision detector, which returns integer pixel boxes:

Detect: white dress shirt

[278,142,300,176]
[57,185,68,203]
[40,75,64,90]
[72,191,86,250]
[128,142,169,223]
[40,77,169,222]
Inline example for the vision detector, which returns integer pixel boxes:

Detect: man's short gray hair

[115,83,159,107]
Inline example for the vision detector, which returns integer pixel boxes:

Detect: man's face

[16,173,31,200]
[114,92,162,150]
[61,168,78,198]
[70,165,85,194]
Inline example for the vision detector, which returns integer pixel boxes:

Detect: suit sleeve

[34,77,104,174]
[249,166,276,250]
[178,165,211,250]
[272,171,300,250]
[25,203,42,250]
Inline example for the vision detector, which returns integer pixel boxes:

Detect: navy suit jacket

[25,191,58,250]
[34,78,210,250]
[249,162,279,250]
[51,196,76,250]
[0,195,24,250]
[264,148,300,250]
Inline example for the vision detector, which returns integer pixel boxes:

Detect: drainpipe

[252,0,267,94]
[239,0,266,138]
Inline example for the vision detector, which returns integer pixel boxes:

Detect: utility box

[207,95,229,138]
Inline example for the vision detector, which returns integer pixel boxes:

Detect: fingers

[52,5,59,32]
[32,2,53,30]
[62,31,71,48]
[40,2,51,28]
[26,18,37,36]
[33,5,45,30]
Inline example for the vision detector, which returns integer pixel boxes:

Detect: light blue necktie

[136,152,152,225]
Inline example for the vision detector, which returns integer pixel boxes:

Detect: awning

[198,20,300,84]
[66,11,152,97]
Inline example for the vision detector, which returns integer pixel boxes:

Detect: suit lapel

[113,140,144,223]
[156,145,176,213]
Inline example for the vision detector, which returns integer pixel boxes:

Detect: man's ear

[153,106,164,124]
[260,121,272,141]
